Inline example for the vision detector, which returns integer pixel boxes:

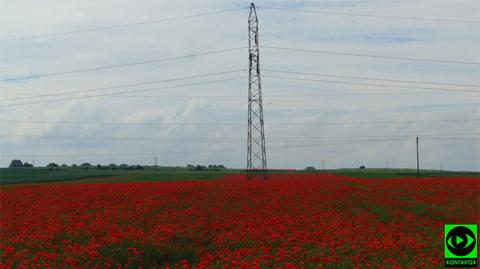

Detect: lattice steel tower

[247,3,267,180]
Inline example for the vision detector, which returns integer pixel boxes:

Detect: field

[1,166,478,185]
[1,173,479,268]
[0,167,237,185]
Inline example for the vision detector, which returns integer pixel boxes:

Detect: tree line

[186,164,227,171]
[8,159,227,171]
[8,159,143,170]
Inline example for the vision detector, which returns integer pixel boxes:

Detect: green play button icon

[455,236,464,246]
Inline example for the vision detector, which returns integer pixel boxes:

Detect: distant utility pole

[247,2,267,180]
[416,136,420,176]
[154,157,158,174]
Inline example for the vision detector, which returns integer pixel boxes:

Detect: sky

[0,0,479,170]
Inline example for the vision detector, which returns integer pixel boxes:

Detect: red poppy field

[1,173,479,268]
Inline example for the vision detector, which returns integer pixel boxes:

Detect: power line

[3,44,476,83]
[6,137,478,159]
[45,90,467,98]
[0,119,478,126]
[259,6,480,24]
[0,140,414,158]
[262,69,480,88]
[0,8,246,42]
[2,45,475,85]
[97,92,444,97]
[3,148,242,158]
[274,134,480,140]
[5,67,476,103]
[3,71,476,108]
[0,141,387,158]
[1,69,246,102]
[262,45,480,65]
[263,75,480,93]
[2,133,477,142]
[271,138,480,151]
[0,47,246,82]
[0,134,242,142]
[3,84,477,107]
[427,137,480,141]
[6,91,460,100]
[0,76,246,107]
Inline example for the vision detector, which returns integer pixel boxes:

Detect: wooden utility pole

[416,137,420,177]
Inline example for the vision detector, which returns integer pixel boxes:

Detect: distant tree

[136,165,143,170]
[9,159,23,168]
[305,166,316,171]
[61,164,69,168]
[80,163,91,169]
[108,163,117,170]
[208,164,224,171]
[22,162,33,168]
[96,164,102,170]
[194,165,208,171]
[359,165,366,169]
[120,164,129,169]
[47,163,59,170]
[71,164,78,168]
[187,164,195,170]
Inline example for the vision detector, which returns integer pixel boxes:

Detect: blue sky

[0,0,479,170]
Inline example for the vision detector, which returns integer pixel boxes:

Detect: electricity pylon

[247,3,267,180]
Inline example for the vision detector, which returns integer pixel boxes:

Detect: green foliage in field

[0,166,240,185]
[0,167,128,184]
[1,166,477,185]
[331,168,480,178]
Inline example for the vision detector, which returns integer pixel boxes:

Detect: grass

[0,166,240,185]
[319,168,479,179]
[1,167,478,185]
[0,167,125,184]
